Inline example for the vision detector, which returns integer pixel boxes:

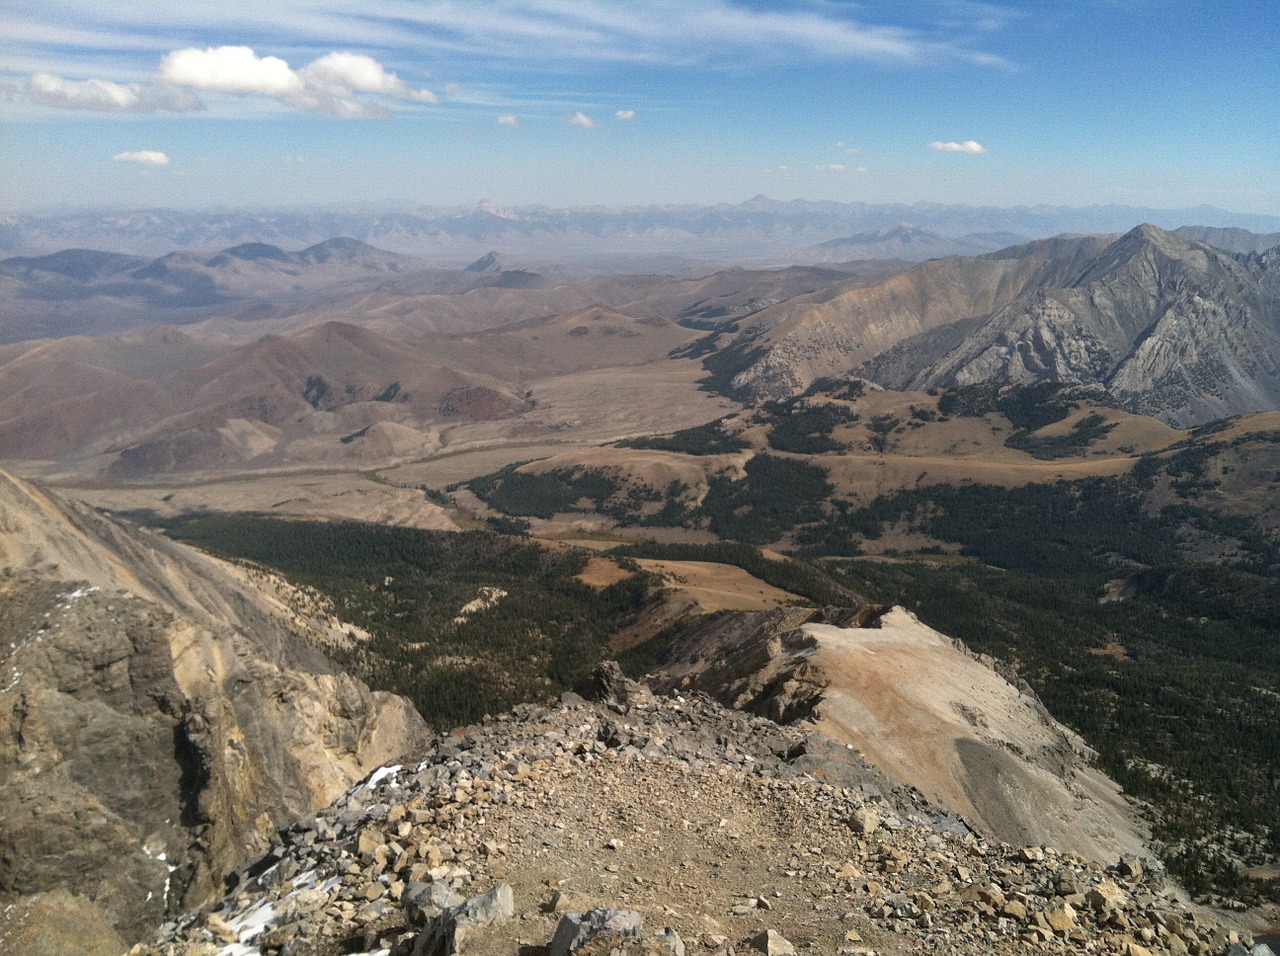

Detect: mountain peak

[465,251,505,272]
[128,655,1242,956]
[1118,222,1199,253]
[220,241,292,263]
[296,236,383,263]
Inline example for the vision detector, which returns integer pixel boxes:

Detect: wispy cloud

[9,2,1013,81]
[566,111,599,128]
[113,149,171,165]
[930,139,987,153]
[26,72,200,112]
[497,113,519,125]
[815,163,847,172]
[9,3,1013,123]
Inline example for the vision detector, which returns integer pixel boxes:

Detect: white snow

[357,763,402,793]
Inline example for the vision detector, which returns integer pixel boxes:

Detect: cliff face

[0,470,431,950]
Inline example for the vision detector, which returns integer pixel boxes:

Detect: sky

[1,0,1277,213]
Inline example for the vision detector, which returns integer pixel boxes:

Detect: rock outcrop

[866,227,1280,426]
[0,470,431,951]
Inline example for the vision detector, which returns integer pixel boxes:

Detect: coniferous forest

[164,516,654,727]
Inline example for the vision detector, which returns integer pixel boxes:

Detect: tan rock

[748,929,796,955]
[1042,900,1077,934]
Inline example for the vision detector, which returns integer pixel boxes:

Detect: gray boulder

[412,882,514,956]
[402,881,465,927]
[550,908,645,956]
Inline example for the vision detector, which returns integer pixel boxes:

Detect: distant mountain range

[2,222,1279,479]
[795,222,1029,263]
[0,238,442,342]
[1174,225,1280,254]
[4,199,1279,263]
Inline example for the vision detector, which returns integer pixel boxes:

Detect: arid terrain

[2,221,1278,954]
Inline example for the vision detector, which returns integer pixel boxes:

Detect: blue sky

[1,1,1277,213]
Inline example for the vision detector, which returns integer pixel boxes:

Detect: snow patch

[214,898,276,956]
[356,763,402,794]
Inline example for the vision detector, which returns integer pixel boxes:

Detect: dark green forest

[162,515,653,728]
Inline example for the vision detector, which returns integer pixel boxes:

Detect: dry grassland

[636,558,801,612]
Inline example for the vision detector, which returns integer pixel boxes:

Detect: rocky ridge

[864,226,1280,426]
[133,666,1271,956]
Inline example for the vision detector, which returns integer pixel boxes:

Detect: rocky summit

[131,666,1271,956]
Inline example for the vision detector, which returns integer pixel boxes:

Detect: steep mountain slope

[862,227,1280,425]
[0,470,431,949]
[710,235,1115,400]
[649,606,1150,866]
[709,226,1280,426]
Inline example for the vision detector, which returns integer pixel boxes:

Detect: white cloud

[26,45,437,118]
[615,109,636,120]
[930,140,987,153]
[497,113,519,125]
[155,45,438,117]
[815,163,847,171]
[113,150,171,166]
[25,72,201,113]
[157,45,300,96]
[299,51,438,102]
[567,111,599,128]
